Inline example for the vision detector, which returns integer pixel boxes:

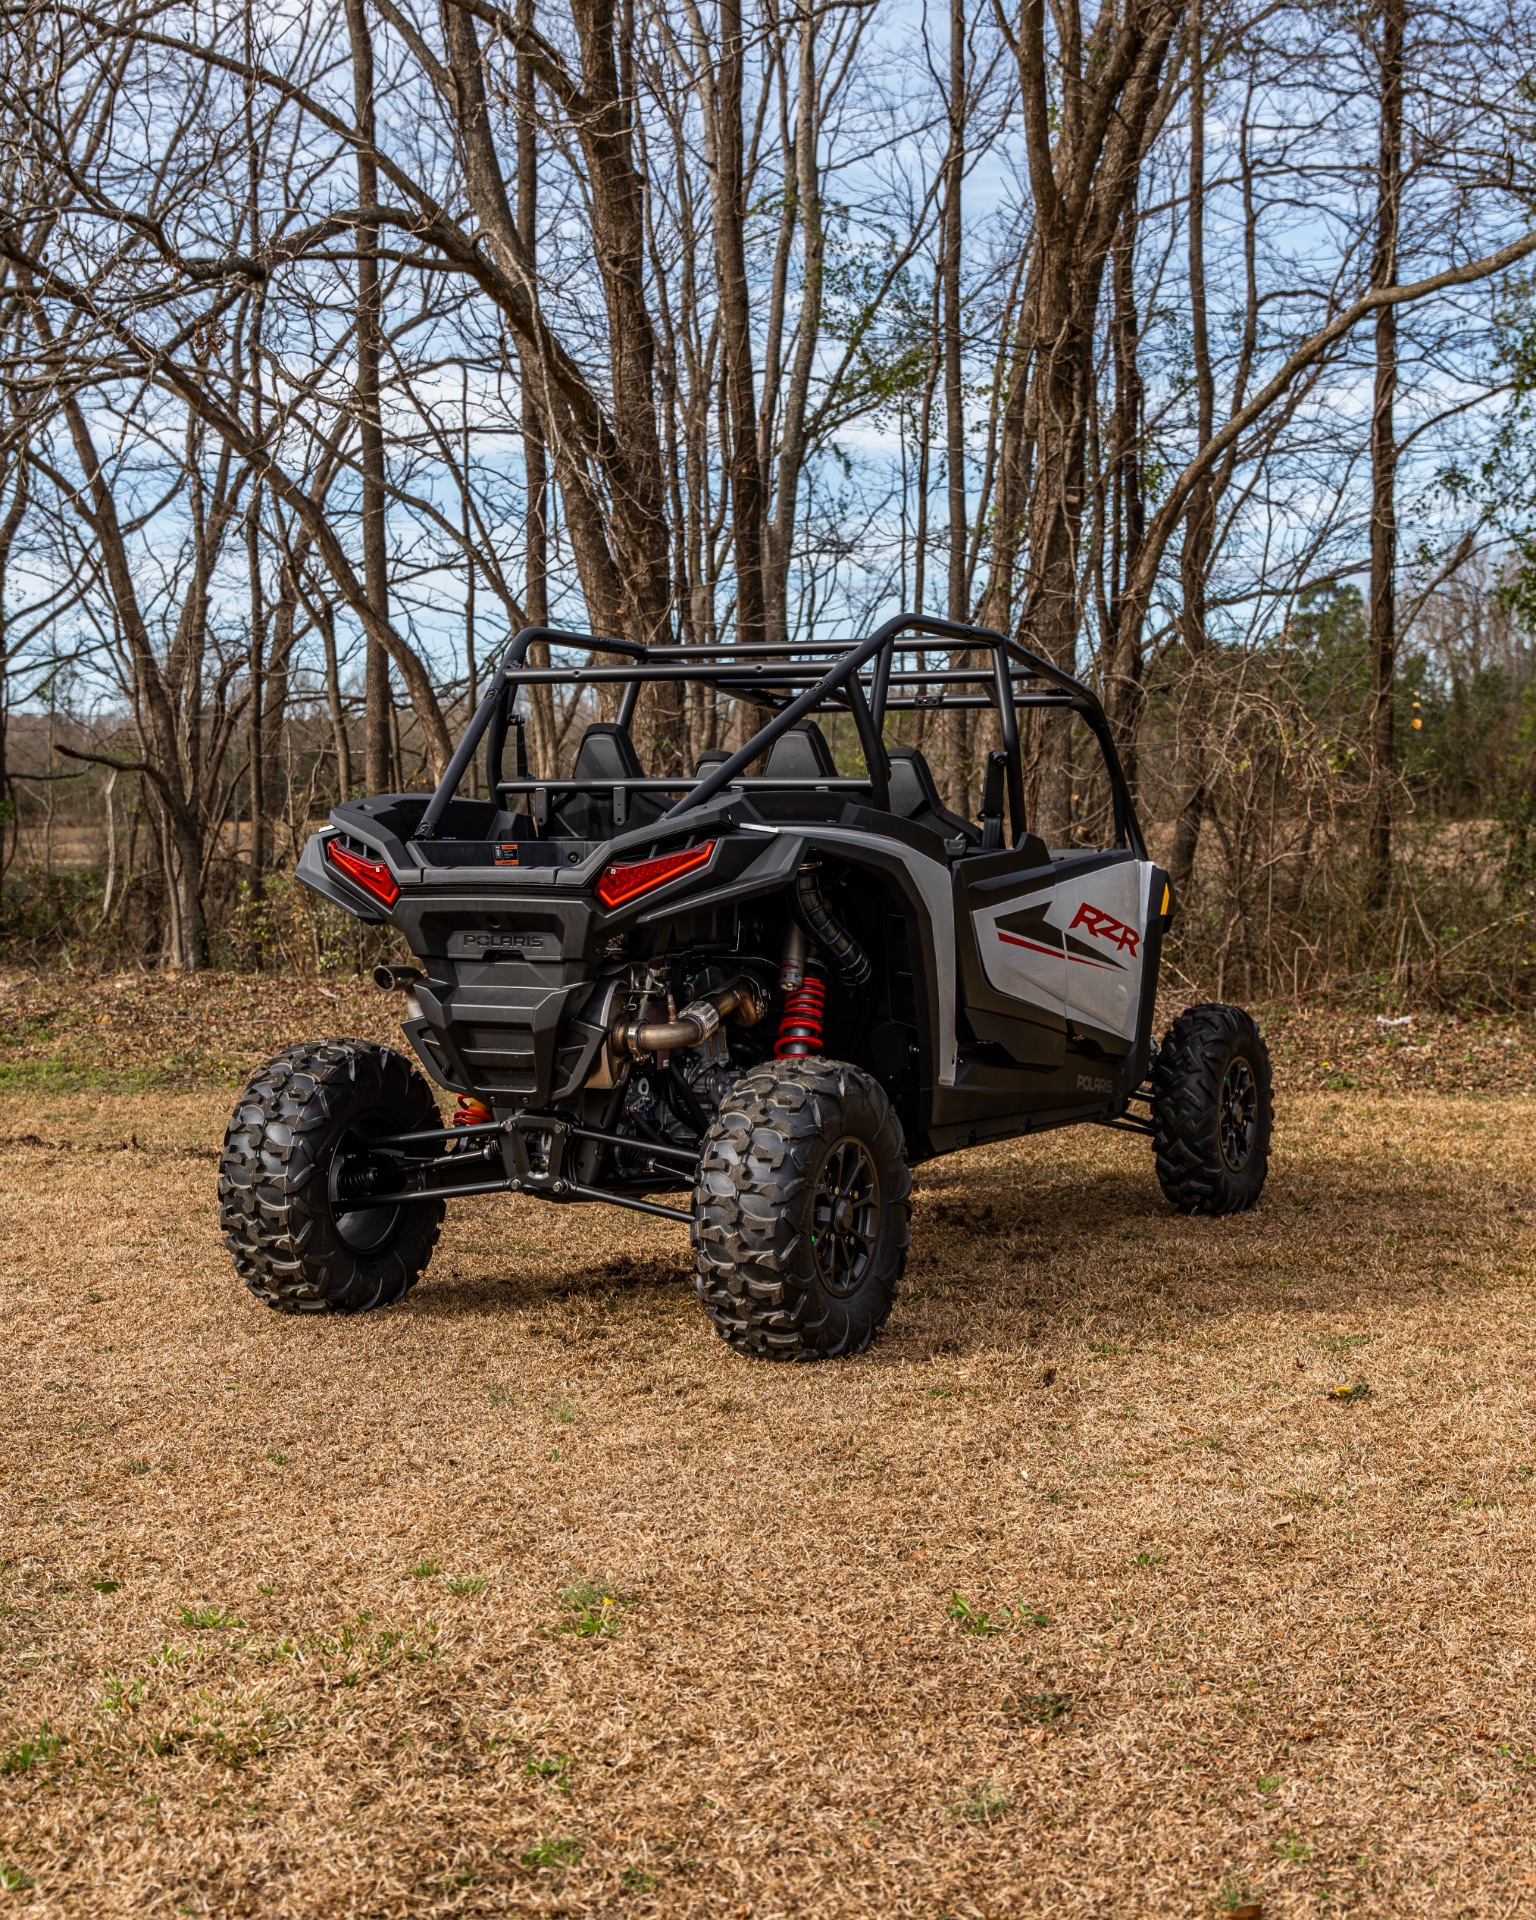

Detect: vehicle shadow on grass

[394,1144,1517,1357]
[889,1155,1518,1359]
[407,1247,693,1322]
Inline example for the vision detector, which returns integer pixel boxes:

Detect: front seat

[886,747,980,850]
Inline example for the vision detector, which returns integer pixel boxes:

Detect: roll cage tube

[409,613,1144,858]
[413,628,645,843]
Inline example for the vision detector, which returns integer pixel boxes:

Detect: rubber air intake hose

[794,863,871,987]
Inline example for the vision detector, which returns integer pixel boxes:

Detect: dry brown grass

[6,965,1536,1095]
[3,1002,1536,1914]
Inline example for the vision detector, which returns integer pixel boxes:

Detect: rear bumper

[404,973,614,1107]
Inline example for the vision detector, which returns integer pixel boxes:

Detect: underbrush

[0,865,405,977]
[1161,813,1536,1011]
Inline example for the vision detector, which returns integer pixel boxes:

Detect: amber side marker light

[597,841,716,911]
[325,837,400,909]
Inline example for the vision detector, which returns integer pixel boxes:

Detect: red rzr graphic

[1069,900,1140,956]
[993,900,1121,970]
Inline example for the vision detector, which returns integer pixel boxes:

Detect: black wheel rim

[330,1113,405,1253]
[1218,1057,1259,1172]
[811,1136,880,1296]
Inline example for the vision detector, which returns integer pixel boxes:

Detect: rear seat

[886,747,980,852]
[550,723,667,838]
[761,721,840,781]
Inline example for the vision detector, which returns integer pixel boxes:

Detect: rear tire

[1150,1004,1272,1215]
[692,1058,910,1359]
[219,1039,445,1313]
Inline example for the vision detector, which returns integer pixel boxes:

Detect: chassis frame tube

[334,1174,694,1224]
[362,1119,701,1169]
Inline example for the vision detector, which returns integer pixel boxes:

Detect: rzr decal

[996,901,1122,971]
[1068,900,1139,957]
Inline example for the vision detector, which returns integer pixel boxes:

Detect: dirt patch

[3,1080,1536,1915]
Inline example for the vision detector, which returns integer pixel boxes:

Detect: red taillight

[596,841,716,911]
[325,837,399,909]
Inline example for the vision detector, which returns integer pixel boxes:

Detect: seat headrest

[762,721,838,780]
[886,746,944,820]
[570,723,644,781]
[692,749,732,778]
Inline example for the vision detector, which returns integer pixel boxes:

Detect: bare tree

[345,0,396,793]
[1367,0,1406,905]
[984,0,1189,841]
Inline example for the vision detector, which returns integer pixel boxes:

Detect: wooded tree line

[2,0,1536,997]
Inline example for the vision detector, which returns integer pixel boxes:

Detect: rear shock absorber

[452,1094,493,1126]
[775,966,827,1057]
[776,916,825,1057]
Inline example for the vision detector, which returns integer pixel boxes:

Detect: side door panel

[958,851,1160,1066]
[1057,856,1158,1053]
[953,847,1067,1069]
[972,887,1066,1035]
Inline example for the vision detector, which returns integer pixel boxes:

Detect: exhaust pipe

[611,975,766,1059]
[373,964,425,991]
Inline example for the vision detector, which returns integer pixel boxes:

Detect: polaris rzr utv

[219,613,1273,1359]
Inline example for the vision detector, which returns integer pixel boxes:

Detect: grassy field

[3,976,1536,1916]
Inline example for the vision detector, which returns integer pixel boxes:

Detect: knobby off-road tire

[219,1040,444,1313]
[692,1057,911,1360]
[1150,1004,1273,1215]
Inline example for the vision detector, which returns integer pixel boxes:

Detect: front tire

[692,1058,911,1359]
[219,1040,445,1313]
[1150,1004,1273,1215]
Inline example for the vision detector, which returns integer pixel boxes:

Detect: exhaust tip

[373,964,424,991]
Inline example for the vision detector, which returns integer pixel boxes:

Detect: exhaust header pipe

[611,975,766,1059]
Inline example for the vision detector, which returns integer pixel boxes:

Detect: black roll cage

[411,612,1145,858]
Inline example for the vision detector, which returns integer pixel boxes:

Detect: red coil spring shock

[775,970,827,1058]
[453,1094,493,1126]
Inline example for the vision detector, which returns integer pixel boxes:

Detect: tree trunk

[1168,0,1216,898]
[317,596,353,799]
[516,0,558,776]
[1367,0,1405,907]
[346,0,393,794]
[938,0,972,810]
[565,0,677,748]
[440,0,676,749]
[1104,196,1146,789]
[986,0,1188,844]
[162,799,208,970]
[709,0,767,650]
[246,487,267,894]
[261,549,302,833]
[50,372,219,965]
[0,458,25,917]
[764,4,824,651]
